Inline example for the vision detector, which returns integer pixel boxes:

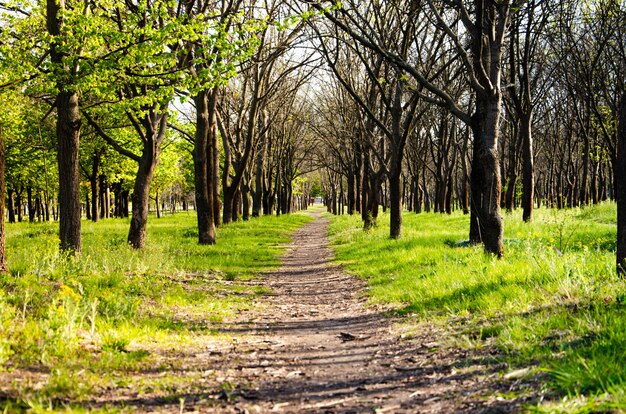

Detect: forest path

[100,209,525,413]
[181,209,522,413]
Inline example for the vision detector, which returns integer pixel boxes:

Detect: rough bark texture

[617,94,626,275]
[389,170,402,239]
[128,159,156,249]
[56,92,82,253]
[521,113,534,222]
[48,0,82,253]
[127,113,166,249]
[470,100,504,257]
[193,91,217,245]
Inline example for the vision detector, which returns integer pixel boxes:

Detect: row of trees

[0,0,625,274]
[309,0,626,266]
[0,0,321,270]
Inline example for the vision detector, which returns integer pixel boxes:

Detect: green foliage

[329,203,626,411]
[0,211,312,408]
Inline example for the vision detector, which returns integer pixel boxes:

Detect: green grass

[0,211,312,411]
[328,203,626,413]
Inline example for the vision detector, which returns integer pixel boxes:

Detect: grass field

[328,203,626,413]
[0,211,313,411]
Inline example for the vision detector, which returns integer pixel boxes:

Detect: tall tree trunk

[27,187,34,222]
[99,175,106,219]
[48,0,81,253]
[7,189,15,224]
[90,152,101,222]
[616,94,626,275]
[0,129,8,272]
[128,155,158,248]
[193,90,216,245]
[90,182,98,222]
[155,191,161,218]
[56,91,82,252]
[16,189,22,222]
[445,171,454,214]
[252,140,264,217]
[469,97,504,257]
[347,170,356,215]
[389,169,402,239]
[461,128,470,214]
[127,113,166,249]
[242,182,251,221]
[521,113,534,222]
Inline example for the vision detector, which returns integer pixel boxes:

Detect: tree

[46,0,82,253]
[218,5,308,224]
[617,94,626,275]
[505,0,553,222]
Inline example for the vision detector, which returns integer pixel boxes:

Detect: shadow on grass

[0,309,539,413]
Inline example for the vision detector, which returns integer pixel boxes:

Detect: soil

[5,210,541,412]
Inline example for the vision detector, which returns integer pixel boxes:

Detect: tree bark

[127,113,166,249]
[7,189,15,224]
[616,94,626,275]
[90,154,100,222]
[193,90,217,245]
[521,113,534,222]
[56,91,82,252]
[389,169,402,239]
[48,0,82,253]
[27,186,34,222]
[469,98,504,257]
[128,155,158,248]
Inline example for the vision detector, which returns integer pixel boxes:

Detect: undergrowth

[0,211,312,411]
[329,202,626,413]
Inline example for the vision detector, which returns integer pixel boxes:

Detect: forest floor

[76,209,538,413]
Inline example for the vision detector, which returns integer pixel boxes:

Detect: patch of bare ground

[18,211,542,413]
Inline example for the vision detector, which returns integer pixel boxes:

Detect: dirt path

[177,210,526,414]
[84,210,529,413]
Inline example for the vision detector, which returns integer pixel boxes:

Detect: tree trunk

[27,187,34,222]
[445,171,453,214]
[193,90,216,245]
[90,153,100,222]
[469,97,504,257]
[616,94,626,275]
[85,192,91,221]
[56,91,82,252]
[99,175,108,219]
[242,183,251,221]
[90,176,98,222]
[7,189,15,224]
[155,191,161,218]
[0,129,9,272]
[128,156,158,248]
[347,170,356,215]
[48,0,81,253]
[252,141,264,217]
[389,170,402,239]
[223,186,235,224]
[16,189,22,222]
[521,113,534,222]
[127,113,166,249]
